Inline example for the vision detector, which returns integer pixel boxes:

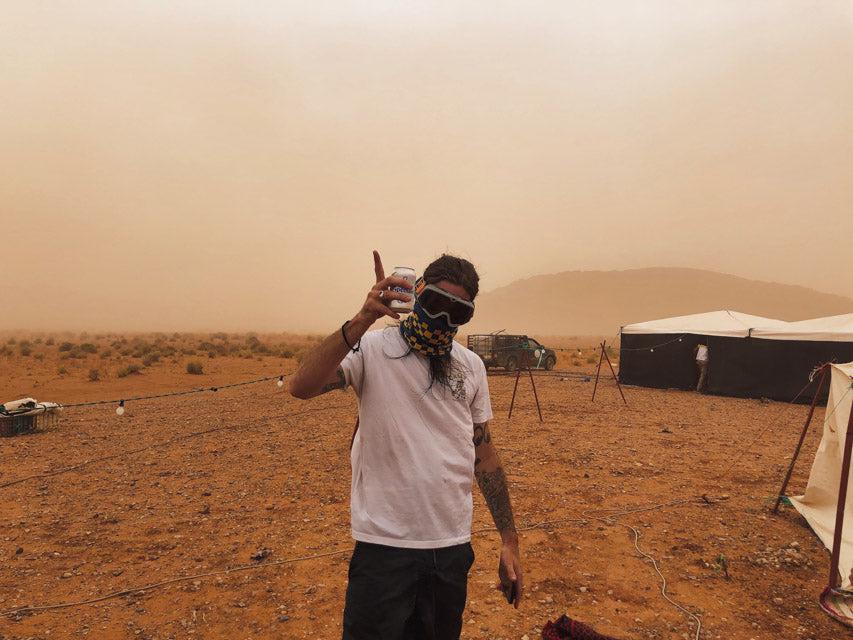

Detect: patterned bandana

[399,299,458,357]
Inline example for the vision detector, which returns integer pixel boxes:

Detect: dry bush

[142,353,160,367]
[88,369,100,382]
[186,361,204,375]
[117,363,142,378]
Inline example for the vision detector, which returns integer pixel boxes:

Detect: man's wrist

[347,312,374,340]
[500,530,519,547]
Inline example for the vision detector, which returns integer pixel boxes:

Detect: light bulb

[650,348,655,353]
[277,377,284,388]
[116,404,125,416]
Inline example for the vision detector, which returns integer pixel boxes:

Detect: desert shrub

[6,337,16,345]
[142,353,160,367]
[571,359,581,367]
[186,361,204,375]
[57,366,68,375]
[45,337,55,346]
[100,349,112,358]
[34,337,43,344]
[0,346,11,357]
[19,341,32,356]
[117,363,142,378]
[80,343,98,354]
[119,348,131,356]
[131,341,154,358]
[88,369,100,382]
[34,352,44,361]
[181,348,197,356]
[58,342,75,352]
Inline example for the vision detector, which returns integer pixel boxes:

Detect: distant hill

[467,268,853,336]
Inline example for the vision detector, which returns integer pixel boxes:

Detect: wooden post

[591,341,605,402]
[527,364,543,423]
[602,346,627,406]
[828,384,853,589]
[508,364,523,419]
[772,365,828,514]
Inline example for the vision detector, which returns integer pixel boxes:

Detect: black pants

[342,541,475,640]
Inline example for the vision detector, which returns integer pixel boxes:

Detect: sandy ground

[0,334,843,640]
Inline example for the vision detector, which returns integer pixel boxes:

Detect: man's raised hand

[357,250,413,324]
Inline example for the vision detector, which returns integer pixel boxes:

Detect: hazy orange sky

[3,2,852,332]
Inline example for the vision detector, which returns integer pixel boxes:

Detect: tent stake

[772,365,828,514]
[828,386,853,589]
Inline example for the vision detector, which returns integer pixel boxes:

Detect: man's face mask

[400,280,474,357]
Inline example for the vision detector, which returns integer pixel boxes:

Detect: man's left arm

[474,421,523,608]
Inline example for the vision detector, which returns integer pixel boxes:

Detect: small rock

[773,597,784,605]
[61,572,73,579]
[251,548,273,562]
[579,586,588,593]
[277,615,290,622]
[15,547,23,555]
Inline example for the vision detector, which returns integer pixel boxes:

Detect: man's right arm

[288,251,412,400]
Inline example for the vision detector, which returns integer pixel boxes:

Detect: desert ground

[0,331,841,640]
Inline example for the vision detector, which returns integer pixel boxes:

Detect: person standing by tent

[695,343,709,392]
[289,251,523,640]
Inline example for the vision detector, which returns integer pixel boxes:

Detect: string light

[56,374,287,415]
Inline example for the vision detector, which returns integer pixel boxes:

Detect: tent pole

[772,365,829,514]
[828,383,853,589]
[591,341,605,402]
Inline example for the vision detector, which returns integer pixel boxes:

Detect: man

[289,251,523,640]
[695,343,709,392]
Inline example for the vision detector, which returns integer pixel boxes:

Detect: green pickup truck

[467,334,557,371]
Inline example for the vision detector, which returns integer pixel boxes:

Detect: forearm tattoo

[475,466,517,536]
[319,368,347,394]
[473,422,491,447]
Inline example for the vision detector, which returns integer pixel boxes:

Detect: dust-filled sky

[3,2,852,332]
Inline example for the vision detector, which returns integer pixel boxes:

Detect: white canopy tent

[750,313,853,342]
[621,310,787,338]
[788,362,853,592]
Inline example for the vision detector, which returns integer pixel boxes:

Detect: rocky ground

[0,332,843,639]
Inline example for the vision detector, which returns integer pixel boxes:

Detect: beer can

[389,266,416,313]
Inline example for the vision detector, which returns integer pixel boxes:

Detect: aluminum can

[389,266,416,313]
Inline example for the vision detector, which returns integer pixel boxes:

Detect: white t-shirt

[696,345,709,363]
[340,326,493,549]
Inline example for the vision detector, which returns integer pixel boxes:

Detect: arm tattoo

[475,466,517,536]
[319,367,347,394]
[472,422,492,447]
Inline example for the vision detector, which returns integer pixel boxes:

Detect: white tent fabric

[751,313,853,342]
[790,362,853,590]
[621,310,787,338]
